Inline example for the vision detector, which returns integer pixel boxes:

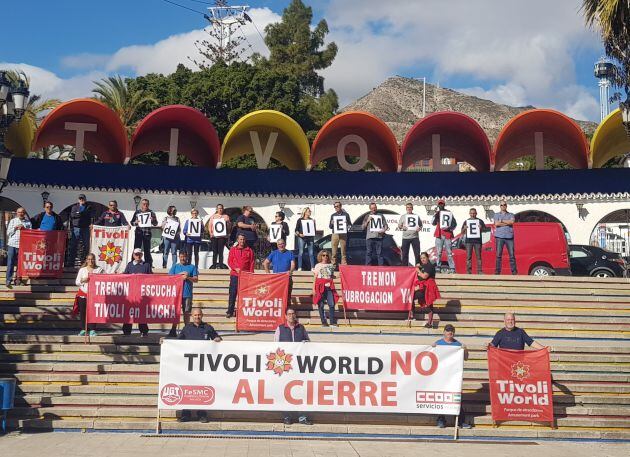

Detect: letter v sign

[249,131,279,169]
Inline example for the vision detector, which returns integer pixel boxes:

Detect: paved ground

[1,432,629,457]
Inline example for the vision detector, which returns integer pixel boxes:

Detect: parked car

[293,231,403,269]
[428,222,571,276]
[569,244,627,278]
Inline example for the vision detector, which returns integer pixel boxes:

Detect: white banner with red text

[158,341,463,415]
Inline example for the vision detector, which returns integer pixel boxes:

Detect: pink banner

[339,265,416,311]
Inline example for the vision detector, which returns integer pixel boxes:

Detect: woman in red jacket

[413,252,441,328]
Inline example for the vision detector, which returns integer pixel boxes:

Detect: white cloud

[321,0,602,120]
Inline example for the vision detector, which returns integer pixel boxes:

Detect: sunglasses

[321,254,329,257]
[500,204,507,207]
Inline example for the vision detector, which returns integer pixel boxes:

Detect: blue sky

[5,0,605,120]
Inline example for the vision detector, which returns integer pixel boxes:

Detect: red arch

[401,112,492,172]
[33,98,127,163]
[493,109,590,170]
[130,105,221,167]
[310,111,400,171]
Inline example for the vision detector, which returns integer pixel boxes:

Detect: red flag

[17,229,67,279]
[87,274,182,324]
[487,347,554,423]
[236,272,289,332]
[339,265,416,311]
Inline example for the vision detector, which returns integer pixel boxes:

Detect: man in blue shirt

[263,238,296,303]
[31,201,64,231]
[168,251,199,337]
[489,312,547,351]
[493,200,517,274]
[433,324,471,429]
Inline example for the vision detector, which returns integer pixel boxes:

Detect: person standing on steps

[329,202,351,269]
[431,199,456,273]
[226,234,255,318]
[208,204,230,269]
[398,202,422,266]
[268,211,290,252]
[168,250,198,337]
[122,248,152,337]
[6,207,31,288]
[30,201,64,231]
[312,250,338,327]
[295,207,317,271]
[362,202,388,266]
[68,194,94,266]
[183,208,204,268]
[263,238,296,304]
[413,252,440,327]
[493,200,517,275]
[130,198,158,266]
[235,206,259,250]
[461,208,487,274]
[74,253,102,337]
[160,205,180,269]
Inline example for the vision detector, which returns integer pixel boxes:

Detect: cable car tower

[595,57,615,121]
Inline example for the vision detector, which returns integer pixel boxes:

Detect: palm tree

[24,94,61,129]
[92,75,157,135]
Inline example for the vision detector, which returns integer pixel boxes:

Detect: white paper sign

[158,340,464,415]
[269,223,283,243]
[212,218,228,238]
[466,219,482,239]
[302,219,315,237]
[405,215,420,230]
[332,216,348,234]
[439,211,453,230]
[186,219,202,237]
[369,215,385,232]
[162,219,179,240]
[136,212,153,228]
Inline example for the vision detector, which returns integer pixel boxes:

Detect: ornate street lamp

[0,70,30,191]
[133,195,142,210]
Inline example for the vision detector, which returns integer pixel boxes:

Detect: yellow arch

[5,116,35,158]
[591,108,630,168]
[220,110,310,170]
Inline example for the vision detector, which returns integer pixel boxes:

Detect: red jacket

[228,245,255,277]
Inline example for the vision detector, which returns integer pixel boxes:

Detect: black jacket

[30,211,64,231]
[69,203,94,229]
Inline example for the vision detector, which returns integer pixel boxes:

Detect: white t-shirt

[75,266,104,293]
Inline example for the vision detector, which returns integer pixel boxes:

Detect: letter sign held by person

[332,216,348,234]
[162,219,179,240]
[466,219,482,238]
[369,215,384,232]
[302,219,316,237]
[269,223,283,242]
[439,211,453,230]
[187,219,202,237]
[212,218,227,237]
[137,212,153,228]
[405,215,420,230]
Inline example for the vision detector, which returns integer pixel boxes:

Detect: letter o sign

[414,351,438,376]
[337,134,368,172]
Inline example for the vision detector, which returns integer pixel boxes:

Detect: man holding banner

[263,238,295,301]
[30,201,64,231]
[122,248,153,337]
[329,202,351,269]
[398,202,422,266]
[226,234,255,318]
[131,199,158,266]
[362,202,388,266]
[6,208,31,287]
[489,312,547,351]
[208,204,230,269]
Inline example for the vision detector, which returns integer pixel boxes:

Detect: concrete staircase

[1,268,629,441]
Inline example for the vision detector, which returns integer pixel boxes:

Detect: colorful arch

[401,112,492,172]
[591,108,630,168]
[130,105,221,167]
[493,109,590,171]
[220,110,310,170]
[310,111,400,172]
[33,98,127,163]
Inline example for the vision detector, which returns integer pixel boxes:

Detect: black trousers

[227,275,239,314]
[122,323,149,335]
[186,243,200,268]
[134,233,153,265]
[77,296,95,331]
[211,238,227,265]
[401,238,420,266]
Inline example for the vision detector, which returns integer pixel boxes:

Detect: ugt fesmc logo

[495,361,550,406]
[160,383,215,406]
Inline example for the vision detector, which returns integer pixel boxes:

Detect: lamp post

[1,70,30,159]
[133,195,142,210]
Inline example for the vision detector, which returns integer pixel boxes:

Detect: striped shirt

[7,217,32,248]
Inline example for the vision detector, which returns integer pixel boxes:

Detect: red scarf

[313,278,339,305]
[72,289,87,316]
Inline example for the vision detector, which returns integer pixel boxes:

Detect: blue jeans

[317,289,336,325]
[6,246,18,285]
[435,236,455,269]
[365,238,384,265]
[162,238,178,268]
[297,237,315,270]
[495,237,517,274]
[69,227,90,264]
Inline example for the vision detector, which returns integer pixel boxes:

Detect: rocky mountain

[342,76,598,143]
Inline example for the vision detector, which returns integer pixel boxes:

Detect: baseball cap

[444,324,455,332]
[78,194,86,199]
[133,248,143,255]
[437,199,445,205]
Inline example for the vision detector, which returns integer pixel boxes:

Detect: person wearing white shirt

[6,207,32,288]
[74,253,103,336]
